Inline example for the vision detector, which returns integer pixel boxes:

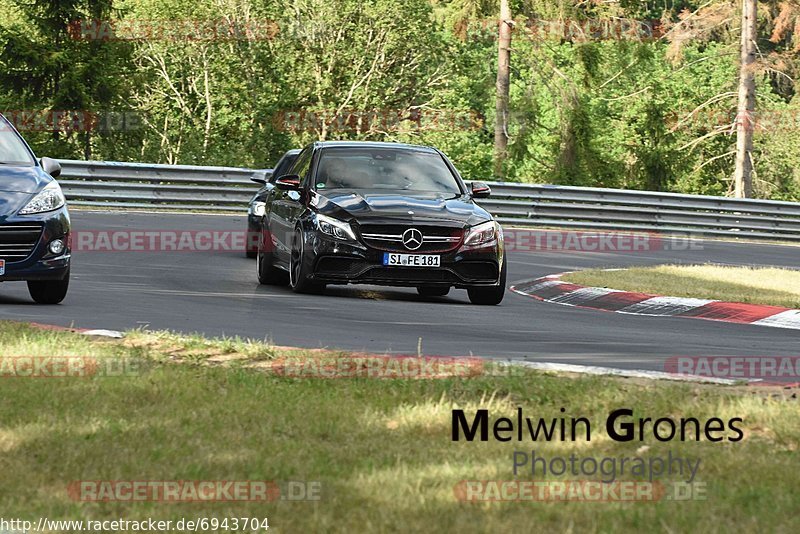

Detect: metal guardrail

[58,160,267,212]
[57,159,800,241]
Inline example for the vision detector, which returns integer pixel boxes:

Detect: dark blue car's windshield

[315,148,461,195]
[0,120,35,165]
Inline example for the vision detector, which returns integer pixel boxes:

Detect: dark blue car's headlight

[19,181,66,215]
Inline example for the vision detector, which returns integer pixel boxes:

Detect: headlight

[19,181,65,215]
[315,213,356,241]
[463,220,498,247]
[251,201,266,217]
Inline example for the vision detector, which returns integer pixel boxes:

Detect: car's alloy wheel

[289,228,325,294]
[27,268,70,304]
[257,229,286,285]
[467,255,506,305]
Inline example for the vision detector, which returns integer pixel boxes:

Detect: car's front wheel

[289,228,325,294]
[28,269,70,304]
[467,256,506,305]
[257,230,287,285]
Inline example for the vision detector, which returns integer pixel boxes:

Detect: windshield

[0,118,35,165]
[315,148,462,195]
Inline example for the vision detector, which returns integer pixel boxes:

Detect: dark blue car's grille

[0,223,43,262]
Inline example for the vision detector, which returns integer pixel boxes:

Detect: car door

[269,146,313,267]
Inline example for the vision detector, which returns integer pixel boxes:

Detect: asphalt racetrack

[1,211,797,372]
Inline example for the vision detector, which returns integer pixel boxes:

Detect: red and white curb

[510,272,800,331]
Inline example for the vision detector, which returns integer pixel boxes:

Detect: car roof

[313,141,438,153]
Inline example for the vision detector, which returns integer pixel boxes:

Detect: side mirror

[251,171,269,186]
[41,157,61,178]
[471,182,491,199]
[275,174,302,191]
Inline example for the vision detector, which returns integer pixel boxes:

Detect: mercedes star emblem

[402,228,423,251]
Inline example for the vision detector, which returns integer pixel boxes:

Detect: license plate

[383,253,440,267]
[0,259,4,276]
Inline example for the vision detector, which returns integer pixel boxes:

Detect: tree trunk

[493,0,512,179]
[83,131,91,160]
[733,0,757,198]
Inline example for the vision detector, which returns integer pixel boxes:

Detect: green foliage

[0,0,799,200]
[0,0,135,159]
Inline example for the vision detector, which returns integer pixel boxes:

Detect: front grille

[0,223,43,263]
[358,267,459,283]
[316,257,369,277]
[357,224,464,253]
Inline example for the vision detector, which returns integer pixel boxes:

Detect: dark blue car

[0,113,70,304]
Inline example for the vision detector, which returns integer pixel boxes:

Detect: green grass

[0,322,798,532]
[563,264,800,308]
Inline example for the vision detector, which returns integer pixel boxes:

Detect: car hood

[0,165,49,194]
[314,189,492,227]
[0,191,33,219]
[0,165,48,217]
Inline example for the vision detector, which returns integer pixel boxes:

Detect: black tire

[245,228,259,258]
[467,256,506,305]
[257,229,287,285]
[417,286,450,297]
[244,224,261,259]
[28,269,70,304]
[289,228,325,294]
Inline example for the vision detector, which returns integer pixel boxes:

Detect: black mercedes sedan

[0,114,70,304]
[245,149,301,257]
[255,141,505,305]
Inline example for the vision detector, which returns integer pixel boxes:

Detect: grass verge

[563,264,800,308]
[0,322,798,532]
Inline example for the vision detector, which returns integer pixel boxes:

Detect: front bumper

[0,207,71,282]
[307,234,503,288]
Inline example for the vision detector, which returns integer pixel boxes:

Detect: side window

[301,149,321,189]
[271,155,298,183]
[291,147,313,183]
[267,160,282,184]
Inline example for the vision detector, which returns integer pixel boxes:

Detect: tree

[277,0,448,143]
[734,0,757,198]
[493,0,512,178]
[0,0,133,159]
